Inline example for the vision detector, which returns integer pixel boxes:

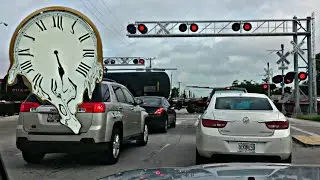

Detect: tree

[170,87,179,98]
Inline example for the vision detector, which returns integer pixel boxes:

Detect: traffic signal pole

[293,17,302,116]
[280,44,287,115]
[266,63,271,97]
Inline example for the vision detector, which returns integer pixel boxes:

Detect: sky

[0,0,319,97]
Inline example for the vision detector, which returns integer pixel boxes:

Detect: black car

[138,96,176,133]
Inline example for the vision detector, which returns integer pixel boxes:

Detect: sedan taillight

[265,120,289,129]
[201,119,227,128]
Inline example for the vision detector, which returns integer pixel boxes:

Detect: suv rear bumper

[16,137,108,153]
[16,125,111,153]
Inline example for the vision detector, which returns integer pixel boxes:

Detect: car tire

[136,124,148,146]
[171,115,176,128]
[22,151,45,164]
[101,128,122,165]
[196,148,208,165]
[162,118,168,133]
[280,154,292,163]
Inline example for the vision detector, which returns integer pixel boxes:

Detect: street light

[0,22,8,26]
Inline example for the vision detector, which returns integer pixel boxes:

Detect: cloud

[0,0,319,96]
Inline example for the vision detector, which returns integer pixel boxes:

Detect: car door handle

[118,106,123,110]
[130,107,134,110]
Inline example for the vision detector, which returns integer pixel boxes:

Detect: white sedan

[195,92,292,164]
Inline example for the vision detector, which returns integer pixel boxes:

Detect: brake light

[265,120,289,129]
[78,102,106,113]
[202,119,227,128]
[154,108,165,115]
[20,102,40,112]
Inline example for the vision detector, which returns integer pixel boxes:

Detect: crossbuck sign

[290,40,305,55]
[276,51,290,65]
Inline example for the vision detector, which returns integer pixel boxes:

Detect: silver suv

[16,79,149,165]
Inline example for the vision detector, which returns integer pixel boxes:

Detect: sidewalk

[288,117,320,146]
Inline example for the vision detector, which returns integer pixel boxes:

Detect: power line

[99,0,126,31]
[80,0,129,46]
[86,0,129,45]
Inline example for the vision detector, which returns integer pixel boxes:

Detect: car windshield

[215,97,273,110]
[140,97,162,106]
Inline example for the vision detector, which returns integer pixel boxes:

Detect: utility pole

[170,73,173,91]
[177,82,182,97]
[264,62,272,97]
[280,44,286,114]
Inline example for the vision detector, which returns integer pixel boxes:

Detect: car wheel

[162,119,168,133]
[281,154,292,163]
[171,115,176,128]
[137,124,148,146]
[101,128,122,165]
[22,151,45,164]
[196,149,208,165]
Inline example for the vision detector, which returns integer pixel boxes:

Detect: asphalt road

[0,110,320,180]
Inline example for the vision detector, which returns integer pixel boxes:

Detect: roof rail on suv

[102,78,117,82]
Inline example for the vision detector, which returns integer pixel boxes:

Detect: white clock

[7,6,104,134]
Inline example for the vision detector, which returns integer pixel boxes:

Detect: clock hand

[54,50,65,84]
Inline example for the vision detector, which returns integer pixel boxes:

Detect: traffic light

[243,22,252,31]
[272,75,283,84]
[133,59,145,65]
[232,22,252,31]
[137,24,148,34]
[270,84,276,90]
[262,83,268,89]
[127,24,136,34]
[298,72,307,81]
[179,24,187,32]
[104,59,115,65]
[284,72,296,84]
[178,23,199,32]
[127,24,148,34]
[190,23,198,32]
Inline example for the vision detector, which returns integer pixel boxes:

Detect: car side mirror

[135,98,143,105]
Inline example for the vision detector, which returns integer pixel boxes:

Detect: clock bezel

[7,6,104,87]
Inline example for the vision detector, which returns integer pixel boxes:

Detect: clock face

[13,10,97,80]
[8,7,103,134]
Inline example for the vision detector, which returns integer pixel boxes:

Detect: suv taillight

[20,102,40,112]
[202,119,227,128]
[78,102,106,113]
[154,108,165,115]
[265,120,289,129]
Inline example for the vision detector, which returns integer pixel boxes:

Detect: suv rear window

[215,97,273,110]
[26,83,110,104]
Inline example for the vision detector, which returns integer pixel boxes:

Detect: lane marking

[291,126,319,136]
[159,144,170,152]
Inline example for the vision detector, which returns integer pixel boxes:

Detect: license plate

[238,142,256,152]
[47,114,61,122]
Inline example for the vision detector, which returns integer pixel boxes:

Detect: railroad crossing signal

[264,68,273,77]
[278,64,288,70]
[272,75,284,84]
[290,40,305,55]
[276,51,290,65]
[104,57,145,66]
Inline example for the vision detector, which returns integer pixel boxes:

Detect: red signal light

[190,23,198,32]
[243,23,252,31]
[298,72,307,80]
[262,84,268,89]
[137,24,148,34]
[139,59,145,64]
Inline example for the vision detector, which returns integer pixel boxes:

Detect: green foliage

[170,87,179,98]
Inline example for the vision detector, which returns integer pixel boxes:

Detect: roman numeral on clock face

[52,15,63,31]
[35,20,47,31]
[83,49,95,58]
[76,62,91,77]
[18,48,34,57]
[20,60,34,73]
[78,33,90,43]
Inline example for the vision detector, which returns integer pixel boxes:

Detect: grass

[296,114,320,122]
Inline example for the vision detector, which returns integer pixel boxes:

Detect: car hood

[98,163,320,180]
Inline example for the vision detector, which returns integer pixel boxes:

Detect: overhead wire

[79,0,129,46]
[99,0,126,31]
[87,0,130,45]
